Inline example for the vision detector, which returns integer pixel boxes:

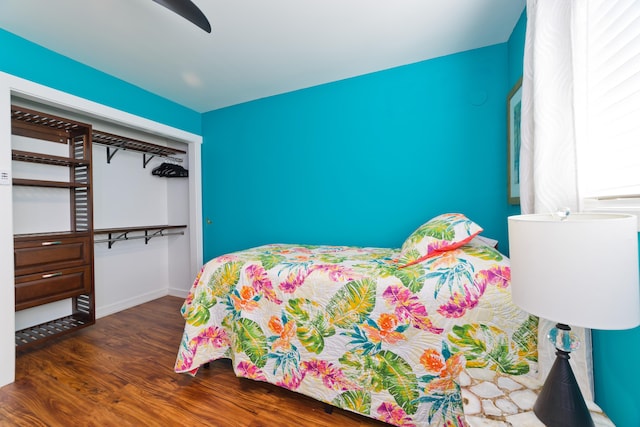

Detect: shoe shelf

[12,150,91,167]
[12,178,90,188]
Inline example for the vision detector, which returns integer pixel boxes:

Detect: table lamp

[508,212,640,427]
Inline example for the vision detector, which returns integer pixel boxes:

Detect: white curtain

[520,0,593,400]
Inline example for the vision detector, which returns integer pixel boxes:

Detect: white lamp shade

[508,213,640,330]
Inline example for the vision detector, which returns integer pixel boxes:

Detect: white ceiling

[0,0,525,113]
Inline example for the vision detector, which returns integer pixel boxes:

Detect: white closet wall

[91,120,191,317]
[167,175,193,296]
[12,135,71,234]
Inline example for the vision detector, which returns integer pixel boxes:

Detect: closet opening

[8,94,202,349]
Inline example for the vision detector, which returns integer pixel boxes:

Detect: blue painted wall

[592,245,640,427]
[0,29,201,134]
[505,11,526,224]
[201,44,512,261]
[507,11,526,93]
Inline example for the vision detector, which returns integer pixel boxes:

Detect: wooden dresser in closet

[11,106,95,349]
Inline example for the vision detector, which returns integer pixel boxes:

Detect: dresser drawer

[14,235,91,276]
[15,265,92,311]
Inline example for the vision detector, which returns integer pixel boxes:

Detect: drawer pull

[41,272,63,279]
[41,241,62,246]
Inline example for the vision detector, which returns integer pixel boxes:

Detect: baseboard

[96,289,169,319]
[168,287,189,299]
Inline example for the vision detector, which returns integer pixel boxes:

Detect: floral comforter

[175,240,538,427]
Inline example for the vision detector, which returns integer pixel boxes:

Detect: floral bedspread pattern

[175,240,538,427]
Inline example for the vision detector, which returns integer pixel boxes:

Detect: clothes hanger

[152,161,188,177]
[152,162,171,176]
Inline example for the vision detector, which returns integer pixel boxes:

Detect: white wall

[0,78,15,387]
[90,120,192,316]
[167,168,194,297]
[0,72,203,387]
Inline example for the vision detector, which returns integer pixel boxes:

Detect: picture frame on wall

[507,77,522,205]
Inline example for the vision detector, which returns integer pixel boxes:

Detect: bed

[175,213,539,427]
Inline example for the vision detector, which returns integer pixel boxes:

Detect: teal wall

[507,12,526,92]
[0,29,201,135]
[593,241,640,427]
[505,11,526,224]
[201,44,512,260]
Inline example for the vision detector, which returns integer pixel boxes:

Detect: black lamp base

[534,348,595,427]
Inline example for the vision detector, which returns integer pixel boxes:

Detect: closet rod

[94,231,184,248]
[93,142,184,166]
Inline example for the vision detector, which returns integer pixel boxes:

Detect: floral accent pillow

[397,213,483,267]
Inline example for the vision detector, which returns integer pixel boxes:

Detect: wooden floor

[0,296,389,427]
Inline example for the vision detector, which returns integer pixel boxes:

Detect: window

[575,0,640,229]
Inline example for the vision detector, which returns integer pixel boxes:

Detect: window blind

[577,0,640,201]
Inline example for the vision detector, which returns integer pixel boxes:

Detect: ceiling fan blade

[152,0,211,33]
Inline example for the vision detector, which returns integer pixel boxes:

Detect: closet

[10,102,194,350]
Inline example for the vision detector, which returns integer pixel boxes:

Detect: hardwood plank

[0,296,389,426]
